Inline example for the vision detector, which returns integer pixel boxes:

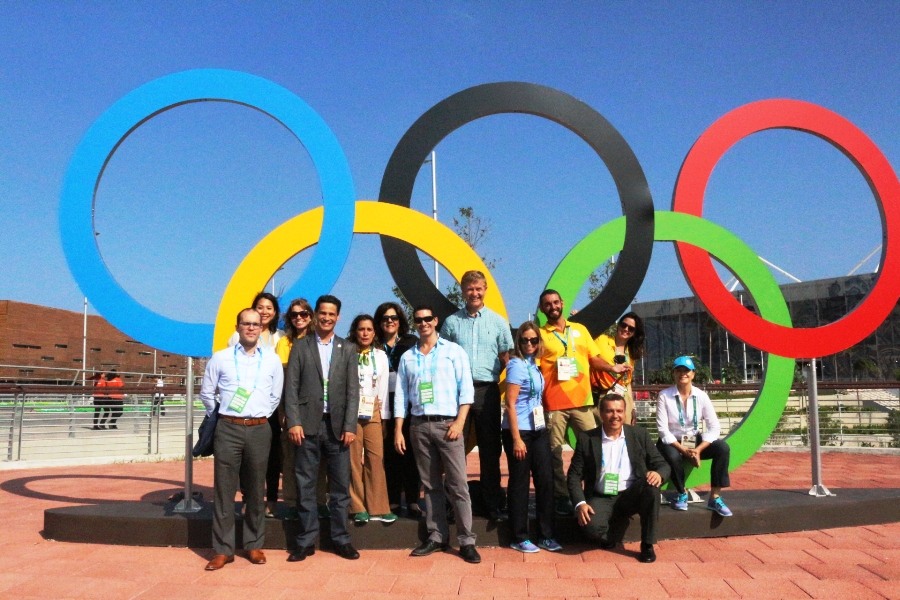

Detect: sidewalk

[1,450,898,599]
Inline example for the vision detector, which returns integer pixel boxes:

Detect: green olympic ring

[546,210,794,489]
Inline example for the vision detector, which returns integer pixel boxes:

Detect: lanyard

[526,359,543,401]
[415,343,440,383]
[551,326,572,356]
[233,345,262,392]
[675,394,698,430]
[358,349,378,384]
[601,435,628,473]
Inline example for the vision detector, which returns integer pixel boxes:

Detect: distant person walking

[105,371,125,429]
[91,372,108,430]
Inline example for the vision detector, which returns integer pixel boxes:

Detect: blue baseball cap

[673,356,696,371]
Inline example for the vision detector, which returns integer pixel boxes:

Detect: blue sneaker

[672,492,689,511]
[707,496,733,517]
[510,540,540,553]
[537,538,563,552]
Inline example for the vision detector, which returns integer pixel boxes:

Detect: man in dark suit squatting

[284,295,361,561]
[567,393,670,563]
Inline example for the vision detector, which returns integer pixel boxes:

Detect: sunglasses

[519,337,540,346]
[413,315,436,324]
[289,310,311,319]
[618,323,636,333]
[381,315,399,322]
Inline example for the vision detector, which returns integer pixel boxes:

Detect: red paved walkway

[1,450,898,599]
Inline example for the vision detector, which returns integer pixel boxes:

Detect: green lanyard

[551,326,572,357]
[675,394,698,430]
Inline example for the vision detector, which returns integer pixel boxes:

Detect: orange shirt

[537,321,600,411]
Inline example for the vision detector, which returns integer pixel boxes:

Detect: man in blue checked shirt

[441,270,514,521]
[394,304,481,564]
[200,308,284,571]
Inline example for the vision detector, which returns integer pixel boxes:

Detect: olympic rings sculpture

[60,69,899,487]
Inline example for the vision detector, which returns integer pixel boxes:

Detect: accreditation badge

[557,357,577,381]
[229,386,252,413]
[532,407,546,430]
[602,472,619,496]
[681,434,698,450]
[418,381,435,405]
[359,395,376,419]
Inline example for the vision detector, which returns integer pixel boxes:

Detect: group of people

[91,370,124,430]
[198,272,735,570]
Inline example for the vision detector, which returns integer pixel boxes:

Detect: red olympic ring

[673,99,900,358]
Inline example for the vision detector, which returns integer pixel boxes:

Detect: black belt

[473,381,495,388]
[413,415,455,422]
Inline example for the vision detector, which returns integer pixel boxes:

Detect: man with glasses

[441,270,514,521]
[284,295,361,562]
[536,289,630,516]
[200,308,284,571]
[394,305,480,564]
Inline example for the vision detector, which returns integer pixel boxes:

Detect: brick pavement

[0,450,897,599]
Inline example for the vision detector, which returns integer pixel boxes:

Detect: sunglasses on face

[381,315,399,323]
[413,315,435,324]
[519,337,540,346]
[618,323,636,333]
[289,310,311,319]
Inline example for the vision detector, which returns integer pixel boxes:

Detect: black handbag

[192,403,219,457]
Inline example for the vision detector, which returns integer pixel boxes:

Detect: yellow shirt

[275,335,294,366]
[591,333,633,391]
[538,321,600,411]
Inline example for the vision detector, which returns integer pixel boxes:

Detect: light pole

[423,151,438,287]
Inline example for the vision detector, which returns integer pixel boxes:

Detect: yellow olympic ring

[213,201,508,351]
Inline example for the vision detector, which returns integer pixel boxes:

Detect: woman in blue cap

[655,355,733,516]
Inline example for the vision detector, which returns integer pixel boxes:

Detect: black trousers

[464,381,504,513]
[383,395,421,508]
[580,478,660,545]
[656,438,731,493]
[502,427,554,543]
[265,413,282,503]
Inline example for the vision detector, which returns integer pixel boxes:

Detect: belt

[473,381,495,388]
[413,414,455,422]
[220,415,268,426]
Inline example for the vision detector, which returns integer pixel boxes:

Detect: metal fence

[1,383,897,466]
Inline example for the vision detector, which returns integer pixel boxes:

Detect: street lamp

[423,151,438,287]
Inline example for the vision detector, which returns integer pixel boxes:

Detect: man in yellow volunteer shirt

[536,289,630,516]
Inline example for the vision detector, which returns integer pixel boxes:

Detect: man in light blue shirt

[200,308,284,571]
[441,270,513,521]
[394,305,480,564]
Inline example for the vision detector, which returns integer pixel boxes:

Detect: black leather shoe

[410,540,449,557]
[488,509,508,522]
[334,543,360,560]
[287,545,315,562]
[459,544,481,564]
[599,538,616,550]
[638,543,656,563]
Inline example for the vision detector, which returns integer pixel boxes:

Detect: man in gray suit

[567,393,670,563]
[284,295,361,561]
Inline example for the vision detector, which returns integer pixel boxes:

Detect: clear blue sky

[1,2,897,353]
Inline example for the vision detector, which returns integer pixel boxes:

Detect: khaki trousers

[349,410,391,515]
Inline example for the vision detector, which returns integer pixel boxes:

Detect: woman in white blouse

[347,314,396,524]
[655,355,733,517]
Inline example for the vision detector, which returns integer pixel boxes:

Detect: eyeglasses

[289,310,311,319]
[239,322,262,329]
[413,315,435,324]
[618,323,636,333]
[519,337,540,346]
[381,315,399,322]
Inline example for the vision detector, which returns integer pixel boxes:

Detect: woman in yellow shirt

[590,312,644,425]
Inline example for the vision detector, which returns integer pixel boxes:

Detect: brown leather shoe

[204,554,234,570]
[247,549,267,565]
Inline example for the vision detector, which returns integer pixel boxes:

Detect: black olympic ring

[378,81,655,332]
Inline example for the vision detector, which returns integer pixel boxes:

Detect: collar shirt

[394,337,474,419]
[199,344,284,418]
[537,321,601,411]
[358,348,391,419]
[590,333,633,390]
[441,306,513,382]
[501,356,545,431]
[656,385,721,445]
[596,428,633,494]
[316,333,335,413]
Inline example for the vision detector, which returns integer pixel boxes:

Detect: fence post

[13,391,25,461]
[174,357,201,513]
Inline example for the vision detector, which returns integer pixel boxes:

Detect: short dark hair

[599,393,626,410]
[315,294,342,314]
[347,314,379,347]
[235,307,258,327]
[412,304,435,316]
[539,289,561,304]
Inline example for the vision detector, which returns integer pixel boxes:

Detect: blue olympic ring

[59,69,356,357]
